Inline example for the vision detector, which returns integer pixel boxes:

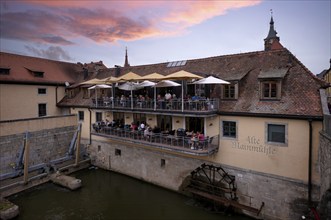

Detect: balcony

[91,98,219,113]
[91,125,219,156]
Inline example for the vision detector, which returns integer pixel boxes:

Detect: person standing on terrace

[165,91,172,101]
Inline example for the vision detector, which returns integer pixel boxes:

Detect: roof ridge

[0,51,78,66]
[285,48,330,88]
[186,49,286,62]
[108,49,288,70]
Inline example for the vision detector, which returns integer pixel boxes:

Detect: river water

[10,168,252,220]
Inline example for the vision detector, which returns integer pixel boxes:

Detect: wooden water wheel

[185,163,264,216]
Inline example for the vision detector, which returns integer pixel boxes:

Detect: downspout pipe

[88,108,92,145]
[55,85,58,104]
[308,119,313,205]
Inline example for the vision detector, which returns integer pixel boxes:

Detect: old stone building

[1,16,330,219]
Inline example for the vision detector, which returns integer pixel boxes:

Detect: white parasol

[154,80,181,88]
[88,84,112,107]
[193,76,230,84]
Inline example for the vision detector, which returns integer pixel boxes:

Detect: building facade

[56,16,330,219]
[1,16,330,219]
[0,52,107,121]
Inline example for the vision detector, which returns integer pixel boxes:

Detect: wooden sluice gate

[184,163,264,216]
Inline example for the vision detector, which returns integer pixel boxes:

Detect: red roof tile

[0,52,84,85]
[88,48,327,117]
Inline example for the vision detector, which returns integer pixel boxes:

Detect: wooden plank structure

[185,163,264,216]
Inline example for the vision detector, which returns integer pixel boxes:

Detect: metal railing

[92,98,219,112]
[92,125,219,156]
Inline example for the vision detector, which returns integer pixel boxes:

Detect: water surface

[10,168,252,220]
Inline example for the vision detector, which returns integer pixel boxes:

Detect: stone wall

[0,126,76,175]
[319,131,331,219]
[88,137,317,220]
[0,115,77,176]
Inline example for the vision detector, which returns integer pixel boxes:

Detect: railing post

[23,131,30,184]
[75,123,82,167]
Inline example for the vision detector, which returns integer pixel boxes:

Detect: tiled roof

[4,49,326,117]
[52,48,331,117]
[258,68,288,79]
[0,52,84,85]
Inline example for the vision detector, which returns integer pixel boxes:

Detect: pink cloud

[1,1,261,44]
[163,1,261,26]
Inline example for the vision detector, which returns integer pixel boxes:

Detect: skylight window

[33,71,44,78]
[0,68,10,75]
[25,67,45,78]
[166,60,187,68]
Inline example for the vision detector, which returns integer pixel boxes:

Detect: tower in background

[264,11,283,51]
[124,47,130,67]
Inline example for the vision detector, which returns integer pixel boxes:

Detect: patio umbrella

[117,72,143,109]
[163,70,202,112]
[193,76,229,106]
[88,84,112,107]
[154,80,181,87]
[118,82,143,109]
[140,72,166,81]
[139,73,165,110]
[163,70,202,81]
[88,84,112,89]
[80,78,105,85]
[193,76,230,84]
[139,80,156,87]
[118,82,143,91]
[118,71,142,81]
[103,76,119,84]
[154,80,181,110]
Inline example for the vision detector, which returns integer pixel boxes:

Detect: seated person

[197,132,205,141]
[131,122,138,131]
[192,94,199,101]
[190,133,198,149]
[165,91,172,101]
[186,130,194,137]
[144,126,151,137]
[138,122,145,131]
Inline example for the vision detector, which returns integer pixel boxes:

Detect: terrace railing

[92,98,219,112]
[91,125,219,156]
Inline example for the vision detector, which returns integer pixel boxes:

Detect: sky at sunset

[0,0,330,74]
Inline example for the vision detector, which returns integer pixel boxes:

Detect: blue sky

[0,0,330,74]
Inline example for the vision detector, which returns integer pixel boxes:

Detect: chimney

[114,65,121,77]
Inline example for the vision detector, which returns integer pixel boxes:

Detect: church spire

[124,47,130,67]
[264,10,281,51]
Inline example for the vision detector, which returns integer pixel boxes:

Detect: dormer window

[222,83,238,99]
[33,71,44,78]
[262,81,277,98]
[0,68,10,75]
[258,68,288,100]
[224,84,235,98]
[83,88,90,99]
[25,67,44,78]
